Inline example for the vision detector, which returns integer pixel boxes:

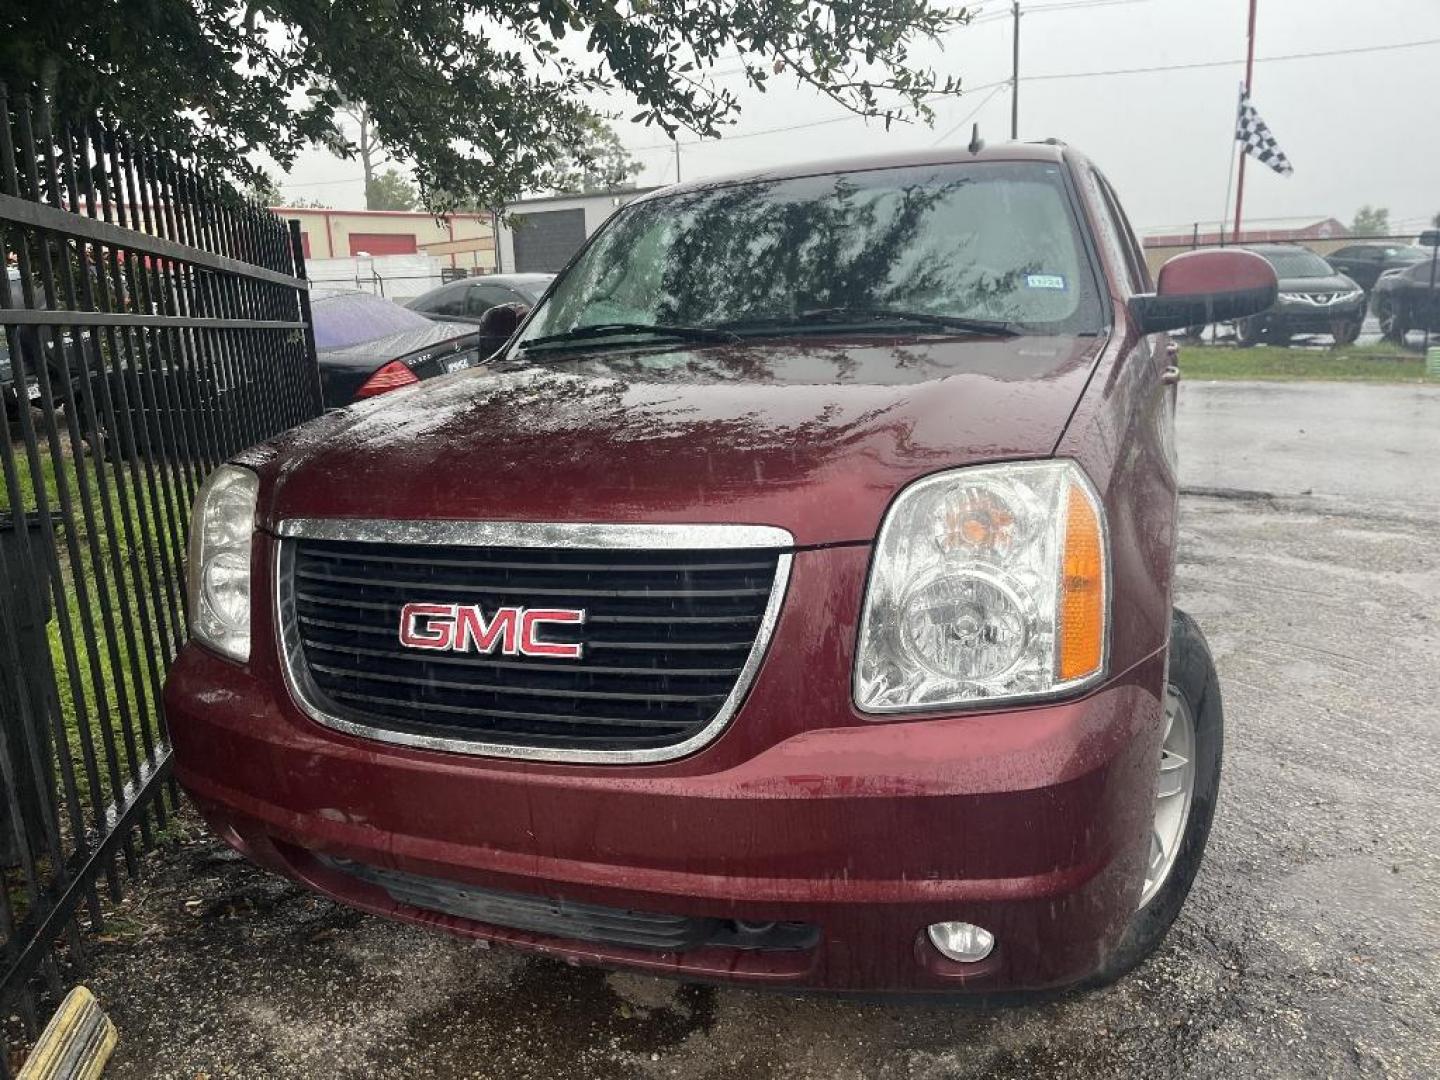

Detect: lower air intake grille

[276,526,789,760]
[321,856,819,954]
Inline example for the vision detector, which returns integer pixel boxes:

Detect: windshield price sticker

[1026,274,1067,290]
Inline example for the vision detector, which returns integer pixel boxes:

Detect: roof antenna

[968,123,985,154]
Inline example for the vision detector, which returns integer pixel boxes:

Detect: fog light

[927,921,995,963]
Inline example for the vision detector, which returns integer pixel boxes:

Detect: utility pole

[1010,1,1022,140]
[673,140,682,183]
[1231,0,1258,241]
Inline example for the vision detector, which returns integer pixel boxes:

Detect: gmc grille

[275,526,790,761]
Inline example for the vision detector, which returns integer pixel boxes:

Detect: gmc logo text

[398,602,586,659]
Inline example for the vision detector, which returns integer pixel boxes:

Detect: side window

[416,285,465,317]
[1085,170,1143,295]
[465,284,521,316]
[1096,172,1152,292]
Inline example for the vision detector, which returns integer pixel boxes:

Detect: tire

[1376,296,1407,344]
[1329,319,1361,347]
[1087,608,1223,987]
[1234,317,1264,347]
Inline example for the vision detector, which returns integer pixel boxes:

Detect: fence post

[0,513,56,869]
[288,218,324,415]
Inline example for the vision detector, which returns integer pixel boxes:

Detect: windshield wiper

[789,307,1018,335]
[518,322,740,352]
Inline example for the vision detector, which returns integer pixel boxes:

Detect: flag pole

[1232,0,1259,240]
[1220,84,1240,246]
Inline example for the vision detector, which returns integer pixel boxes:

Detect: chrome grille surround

[274,519,794,764]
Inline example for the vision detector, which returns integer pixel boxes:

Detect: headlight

[187,464,258,662]
[854,460,1108,712]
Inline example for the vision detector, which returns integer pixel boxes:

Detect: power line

[931,82,1009,146]
[1024,35,1440,82]
[1026,0,1153,11]
[969,0,1151,26]
[627,35,1440,153]
[281,32,1440,187]
[283,175,366,188]
[629,77,1012,152]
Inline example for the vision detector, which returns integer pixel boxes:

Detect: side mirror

[1129,249,1278,334]
[474,301,530,341]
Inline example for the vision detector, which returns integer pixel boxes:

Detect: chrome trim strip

[273,521,794,765]
[276,518,794,551]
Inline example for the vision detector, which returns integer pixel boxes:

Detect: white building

[274,188,659,298]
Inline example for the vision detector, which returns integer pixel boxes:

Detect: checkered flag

[1236,88,1293,176]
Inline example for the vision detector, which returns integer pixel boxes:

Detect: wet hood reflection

[256,335,1102,546]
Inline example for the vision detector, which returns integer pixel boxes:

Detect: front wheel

[1234,316,1264,347]
[1088,609,1223,987]
[1329,319,1361,347]
[1376,296,1408,343]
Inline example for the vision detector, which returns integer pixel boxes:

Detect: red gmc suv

[164,144,1277,993]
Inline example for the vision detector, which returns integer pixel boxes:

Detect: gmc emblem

[398,602,586,659]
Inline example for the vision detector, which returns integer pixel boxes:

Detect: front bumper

[1263,297,1366,334]
[167,604,1164,994]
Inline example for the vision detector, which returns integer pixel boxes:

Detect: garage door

[348,232,418,256]
[512,209,587,272]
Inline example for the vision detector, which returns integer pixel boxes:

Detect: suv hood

[253,335,1102,546]
[1275,272,1358,295]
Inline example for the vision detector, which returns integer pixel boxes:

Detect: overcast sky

[269,0,1440,236]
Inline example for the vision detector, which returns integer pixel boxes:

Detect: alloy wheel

[1139,684,1197,909]
[1377,298,1406,343]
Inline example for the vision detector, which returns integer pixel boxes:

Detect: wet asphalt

[19,380,1439,1079]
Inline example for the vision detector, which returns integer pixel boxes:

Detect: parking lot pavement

[35,381,1439,1079]
[1177,379,1440,515]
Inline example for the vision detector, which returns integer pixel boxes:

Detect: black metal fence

[0,85,321,1062]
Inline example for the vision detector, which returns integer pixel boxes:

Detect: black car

[313,292,484,409]
[406,273,553,329]
[1371,250,1440,344]
[3,267,89,423]
[1324,244,1432,294]
[1235,245,1367,346]
[0,344,41,423]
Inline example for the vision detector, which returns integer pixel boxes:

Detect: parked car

[0,342,41,423]
[311,291,484,409]
[3,267,90,423]
[1233,244,1365,346]
[407,273,554,334]
[1324,243,1432,294]
[1371,249,1440,343]
[165,144,1278,994]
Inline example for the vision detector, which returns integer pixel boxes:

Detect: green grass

[0,449,63,515]
[1178,343,1429,383]
[2,436,184,862]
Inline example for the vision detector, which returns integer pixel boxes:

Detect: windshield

[514,162,1102,349]
[313,292,434,349]
[1258,249,1334,279]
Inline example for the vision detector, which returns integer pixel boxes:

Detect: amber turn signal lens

[1058,481,1106,682]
